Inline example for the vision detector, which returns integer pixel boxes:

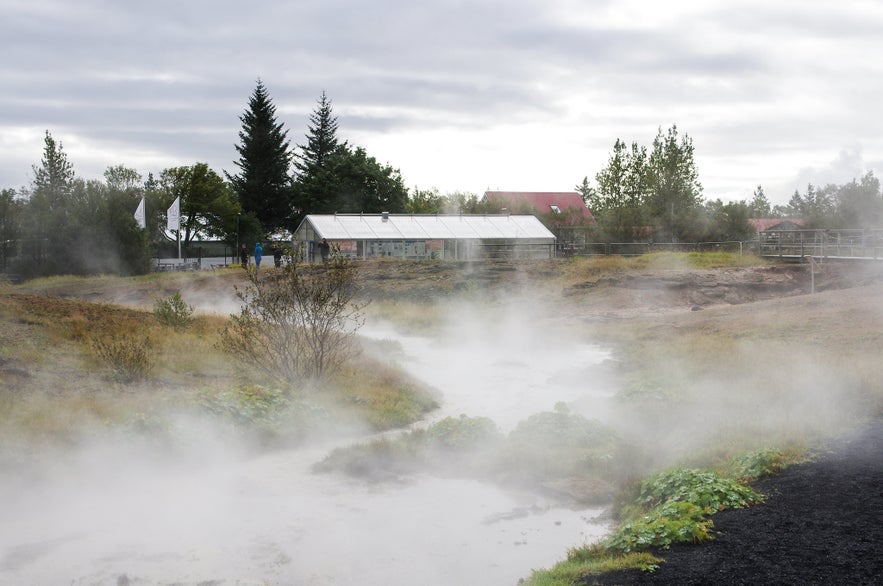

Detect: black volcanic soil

[584,419,883,586]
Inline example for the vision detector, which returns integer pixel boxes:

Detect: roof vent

[381,211,389,222]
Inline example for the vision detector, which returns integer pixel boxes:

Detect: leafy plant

[637,467,763,511]
[153,290,194,328]
[426,415,501,451]
[604,500,714,553]
[730,448,791,482]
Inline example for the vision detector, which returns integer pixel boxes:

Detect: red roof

[748,218,805,232]
[483,191,594,222]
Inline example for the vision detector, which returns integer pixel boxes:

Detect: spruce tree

[295,91,340,177]
[228,80,293,233]
[293,92,343,216]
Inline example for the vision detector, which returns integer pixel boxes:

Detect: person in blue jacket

[254,241,263,269]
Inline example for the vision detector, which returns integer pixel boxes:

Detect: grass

[5,254,880,583]
[0,284,438,449]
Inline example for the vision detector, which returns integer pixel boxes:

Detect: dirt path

[585,419,883,585]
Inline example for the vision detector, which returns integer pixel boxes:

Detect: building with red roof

[482,191,595,225]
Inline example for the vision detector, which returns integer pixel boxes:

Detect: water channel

[1,313,618,585]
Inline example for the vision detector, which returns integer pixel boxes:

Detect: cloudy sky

[2,0,882,205]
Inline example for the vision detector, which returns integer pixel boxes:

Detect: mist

[2,275,876,585]
[0,294,619,585]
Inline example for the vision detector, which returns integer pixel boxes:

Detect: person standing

[254,241,263,269]
[240,243,249,268]
[319,238,330,262]
[273,244,283,267]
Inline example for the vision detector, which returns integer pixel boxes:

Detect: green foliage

[524,547,661,585]
[503,407,620,479]
[88,334,153,382]
[426,415,501,451]
[729,448,790,482]
[637,467,763,511]
[18,133,152,278]
[153,290,194,328]
[531,461,768,583]
[198,384,290,426]
[605,500,714,553]
[156,162,240,250]
[228,80,294,233]
[293,92,409,216]
[405,187,448,214]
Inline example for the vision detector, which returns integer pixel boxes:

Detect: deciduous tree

[159,163,240,247]
[219,251,366,385]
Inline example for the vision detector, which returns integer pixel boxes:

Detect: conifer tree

[295,91,340,177]
[293,91,343,217]
[228,80,293,233]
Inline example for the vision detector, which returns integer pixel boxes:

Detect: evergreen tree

[295,91,340,177]
[0,188,22,272]
[293,91,343,217]
[32,130,76,209]
[294,93,408,216]
[228,80,293,233]
[23,131,77,273]
[748,185,772,217]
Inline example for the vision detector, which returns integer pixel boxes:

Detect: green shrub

[153,290,194,328]
[604,500,714,553]
[730,448,789,482]
[426,415,501,450]
[198,384,291,426]
[638,467,763,511]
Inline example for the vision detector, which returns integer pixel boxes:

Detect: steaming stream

[1,316,617,585]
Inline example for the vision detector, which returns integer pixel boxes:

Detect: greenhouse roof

[298,214,556,240]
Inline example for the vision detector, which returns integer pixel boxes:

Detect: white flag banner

[167,197,180,232]
[134,196,146,229]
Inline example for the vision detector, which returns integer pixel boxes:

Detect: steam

[3,272,877,585]
[0,297,617,585]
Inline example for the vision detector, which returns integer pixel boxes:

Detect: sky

[2,0,883,206]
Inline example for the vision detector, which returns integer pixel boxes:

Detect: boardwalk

[758,228,883,261]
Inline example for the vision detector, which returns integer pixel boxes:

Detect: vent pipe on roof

[381,211,389,222]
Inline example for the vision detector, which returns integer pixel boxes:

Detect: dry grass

[0,285,436,449]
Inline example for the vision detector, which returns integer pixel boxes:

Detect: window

[549,204,561,214]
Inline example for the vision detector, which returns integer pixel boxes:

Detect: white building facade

[294,213,556,261]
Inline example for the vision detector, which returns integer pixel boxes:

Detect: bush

[730,448,790,482]
[605,500,714,553]
[638,467,763,511]
[426,415,501,451]
[88,334,153,382]
[153,290,194,328]
[219,253,366,386]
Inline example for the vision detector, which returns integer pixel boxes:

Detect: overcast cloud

[2,0,883,205]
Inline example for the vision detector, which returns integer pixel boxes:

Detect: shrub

[637,467,763,511]
[604,500,714,553]
[88,334,153,382]
[730,448,790,482]
[426,415,501,451]
[153,290,194,329]
[219,253,366,385]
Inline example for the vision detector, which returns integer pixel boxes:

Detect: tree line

[576,125,883,244]
[2,81,882,277]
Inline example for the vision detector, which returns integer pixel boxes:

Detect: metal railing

[756,229,883,260]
